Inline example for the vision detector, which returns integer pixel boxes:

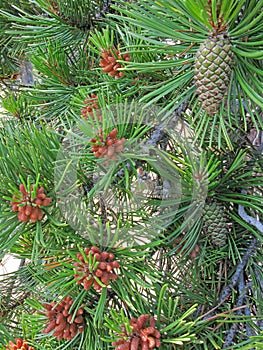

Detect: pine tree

[0,0,263,349]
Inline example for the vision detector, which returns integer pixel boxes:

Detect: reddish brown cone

[6,338,34,350]
[74,246,119,291]
[42,296,84,340]
[90,128,125,162]
[10,184,51,223]
[100,48,130,79]
[81,93,101,120]
[112,314,161,350]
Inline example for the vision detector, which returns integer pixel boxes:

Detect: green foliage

[0,0,262,349]
[109,0,263,148]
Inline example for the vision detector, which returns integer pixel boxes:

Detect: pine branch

[244,304,256,337]
[201,237,258,321]
[252,266,263,291]
[222,274,253,348]
[114,123,168,182]
[218,238,258,304]
[145,127,168,149]
[238,191,263,233]
[115,102,189,191]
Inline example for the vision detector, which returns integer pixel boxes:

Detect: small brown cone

[100,48,130,79]
[42,297,85,340]
[11,183,51,223]
[112,314,161,350]
[6,339,35,350]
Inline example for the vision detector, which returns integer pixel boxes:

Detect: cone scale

[194,34,233,115]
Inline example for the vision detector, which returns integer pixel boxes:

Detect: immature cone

[81,93,101,120]
[100,48,130,79]
[194,34,233,115]
[10,184,51,223]
[42,296,85,340]
[6,338,34,350]
[74,246,120,291]
[90,128,125,161]
[202,202,228,247]
[112,314,161,350]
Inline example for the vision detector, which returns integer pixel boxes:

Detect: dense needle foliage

[0,0,262,349]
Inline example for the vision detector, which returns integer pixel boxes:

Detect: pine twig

[258,319,263,330]
[252,266,263,291]
[203,305,247,323]
[114,100,189,183]
[202,238,258,321]
[222,278,253,348]
[244,304,256,337]
[238,190,263,233]
[145,127,167,148]
[218,238,258,304]
[237,274,255,337]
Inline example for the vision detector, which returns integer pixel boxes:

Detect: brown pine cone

[42,296,85,340]
[74,246,119,291]
[81,93,102,120]
[90,128,125,161]
[10,184,51,223]
[112,314,161,350]
[100,48,130,79]
[6,338,35,350]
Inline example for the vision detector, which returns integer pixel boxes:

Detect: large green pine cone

[202,202,228,247]
[194,34,233,116]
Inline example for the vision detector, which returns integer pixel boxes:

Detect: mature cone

[202,202,228,247]
[194,34,233,115]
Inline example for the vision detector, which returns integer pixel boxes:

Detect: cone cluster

[194,34,233,115]
[11,184,51,223]
[202,202,228,247]
[90,128,125,161]
[100,48,130,79]
[112,314,161,350]
[81,93,101,120]
[42,296,85,340]
[74,246,120,291]
[6,338,34,350]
